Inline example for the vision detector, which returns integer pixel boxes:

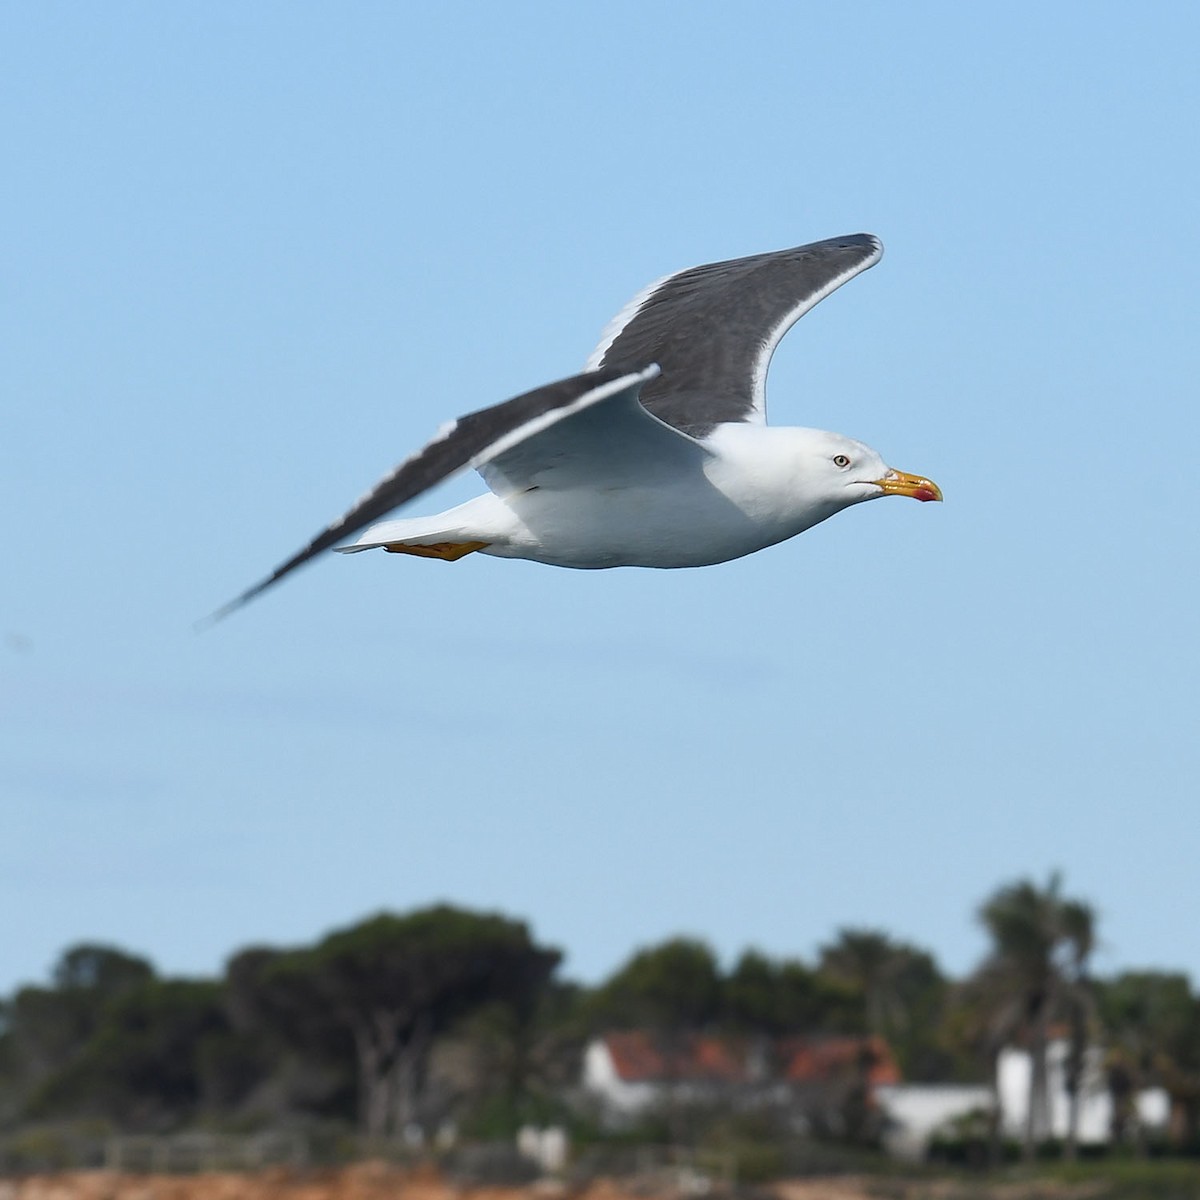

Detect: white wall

[581,1039,659,1115]
[875,1084,994,1160]
[998,1040,1169,1143]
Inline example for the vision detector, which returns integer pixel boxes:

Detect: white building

[878,1039,1171,1159]
[585,1032,1170,1158]
[582,1031,902,1127]
[582,1034,662,1116]
[875,1084,993,1160]
[997,1039,1169,1143]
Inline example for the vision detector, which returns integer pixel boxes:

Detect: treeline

[1,878,1198,1155]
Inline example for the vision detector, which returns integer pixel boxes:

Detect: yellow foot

[382,540,489,561]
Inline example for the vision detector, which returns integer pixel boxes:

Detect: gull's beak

[873,469,943,503]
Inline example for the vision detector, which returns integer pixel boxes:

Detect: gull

[209,233,940,622]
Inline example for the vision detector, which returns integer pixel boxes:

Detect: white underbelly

[483,481,797,569]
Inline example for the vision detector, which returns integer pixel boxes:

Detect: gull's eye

[833,454,851,468]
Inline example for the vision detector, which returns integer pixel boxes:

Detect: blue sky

[3,2,1198,996]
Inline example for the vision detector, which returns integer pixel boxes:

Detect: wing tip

[827,232,883,263]
[194,583,268,630]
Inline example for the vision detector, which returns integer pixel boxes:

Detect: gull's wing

[477,367,709,498]
[204,364,662,623]
[585,233,883,437]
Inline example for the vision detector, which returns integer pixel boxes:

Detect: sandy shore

[0,1164,1118,1200]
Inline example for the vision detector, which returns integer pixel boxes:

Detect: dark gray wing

[204,365,655,623]
[586,233,883,437]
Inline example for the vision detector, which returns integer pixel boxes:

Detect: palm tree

[977,873,1096,1162]
[1058,900,1097,1160]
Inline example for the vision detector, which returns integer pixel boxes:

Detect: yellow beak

[872,469,943,503]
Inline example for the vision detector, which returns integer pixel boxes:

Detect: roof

[780,1035,901,1088]
[602,1031,747,1083]
[598,1031,900,1087]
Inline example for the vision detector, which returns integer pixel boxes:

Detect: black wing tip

[197,549,320,628]
[194,605,234,633]
[195,579,273,631]
[817,232,883,257]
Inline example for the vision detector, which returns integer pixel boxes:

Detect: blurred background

[2,0,1198,1181]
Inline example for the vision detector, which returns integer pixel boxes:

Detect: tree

[2,944,157,1119]
[818,930,903,1036]
[1098,971,1194,1154]
[52,944,154,995]
[1162,991,1200,1148]
[1157,987,1200,1148]
[221,945,335,1123]
[722,949,864,1037]
[452,980,587,1135]
[590,938,722,1032]
[26,979,231,1129]
[817,928,947,1078]
[233,906,560,1138]
[1058,902,1097,1160]
[0,997,18,1125]
[940,963,1025,1167]
[976,873,1096,1162]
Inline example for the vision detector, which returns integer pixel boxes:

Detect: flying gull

[209,233,940,621]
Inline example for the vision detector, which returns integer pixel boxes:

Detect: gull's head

[792,429,943,511]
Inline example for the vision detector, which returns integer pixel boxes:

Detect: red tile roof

[603,1031,747,1082]
[600,1031,900,1087]
[779,1035,901,1087]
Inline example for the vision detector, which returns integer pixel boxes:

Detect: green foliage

[26,979,230,1130]
[1,944,162,1128]
[975,873,1098,1160]
[725,949,865,1035]
[225,905,562,1137]
[453,981,589,1128]
[589,937,722,1030]
[51,944,154,995]
[1099,971,1194,1053]
[817,929,949,1077]
[1,889,1198,1168]
[588,937,870,1037]
[457,1086,575,1140]
[1099,971,1200,1149]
